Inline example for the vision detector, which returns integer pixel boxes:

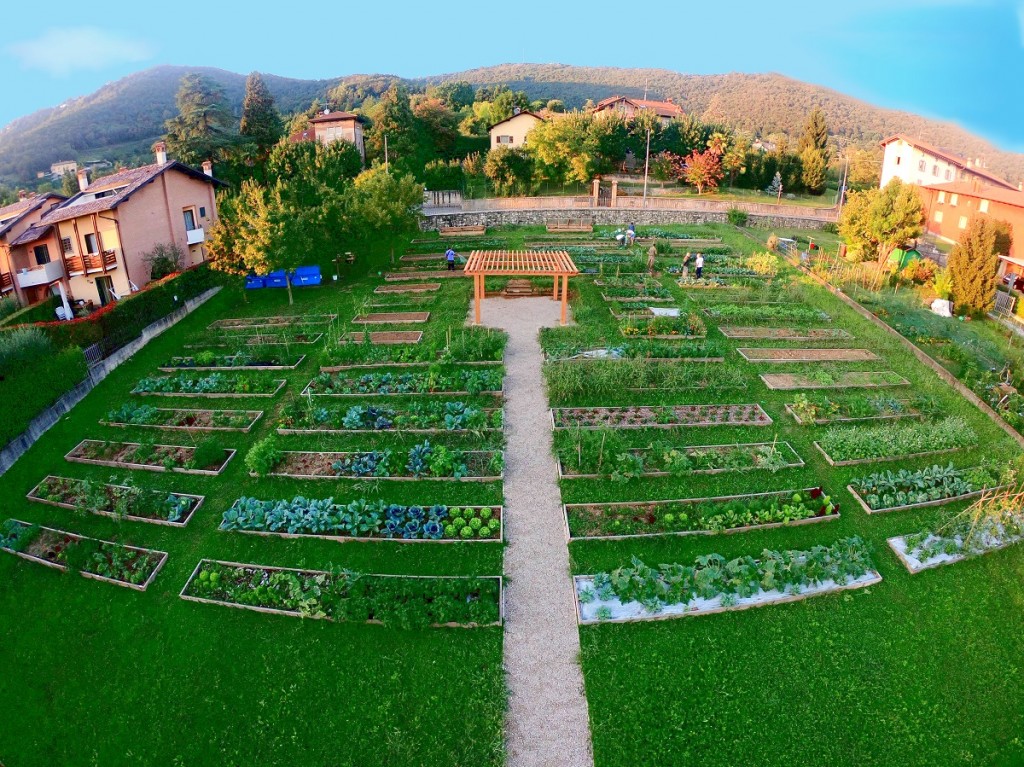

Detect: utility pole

[642,127,652,205]
[777,182,784,205]
[837,155,850,218]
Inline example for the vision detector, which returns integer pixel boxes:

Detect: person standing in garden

[445,247,457,271]
[647,244,657,275]
[626,223,637,246]
[695,252,705,279]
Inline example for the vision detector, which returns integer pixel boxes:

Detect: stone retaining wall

[0,287,222,476]
[421,209,834,232]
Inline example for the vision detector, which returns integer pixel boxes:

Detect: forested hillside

[2,62,1021,184]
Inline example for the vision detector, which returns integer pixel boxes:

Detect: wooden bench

[440,225,487,237]
[546,218,594,233]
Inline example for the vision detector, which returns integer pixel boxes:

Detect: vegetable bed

[738,348,879,363]
[254,446,503,481]
[132,373,286,398]
[373,282,441,293]
[551,404,771,429]
[619,313,706,339]
[303,368,504,397]
[158,352,305,371]
[102,404,263,432]
[352,312,431,324]
[208,314,337,330]
[27,475,203,526]
[760,371,909,391]
[276,401,502,433]
[719,326,852,340]
[784,393,927,425]
[65,439,236,475]
[813,416,977,466]
[888,510,1024,573]
[847,463,1004,514]
[704,305,830,324]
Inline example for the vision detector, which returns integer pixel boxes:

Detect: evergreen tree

[239,72,283,153]
[164,74,235,165]
[798,108,830,195]
[765,171,783,197]
[948,217,1000,314]
[798,107,830,155]
[364,84,418,169]
[60,171,79,197]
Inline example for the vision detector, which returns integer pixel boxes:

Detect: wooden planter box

[374,283,441,293]
[619,330,707,341]
[134,379,287,399]
[812,441,965,467]
[65,439,237,476]
[187,333,324,347]
[602,294,675,303]
[400,254,446,262]
[262,449,503,482]
[846,480,1004,515]
[343,331,423,345]
[180,559,504,627]
[101,408,264,433]
[221,504,504,544]
[26,476,205,527]
[385,271,465,281]
[440,225,487,236]
[738,348,879,363]
[557,440,803,479]
[158,355,306,372]
[783,403,921,426]
[321,358,501,372]
[562,486,839,541]
[300,380,504,398]
[545,354,725,364]
[760,372,911,391]
[208,314,337,330]
[703,309,832,323]
[573,570,882,625]
[2,520,168,592]
[352,312,431,325]
[277,408,501,435]
[550,403,772,430]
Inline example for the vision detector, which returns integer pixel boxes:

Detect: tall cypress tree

[239,72,283,152]
[948,217,1000,314]
[163,74,235,165]
[798,108,831,195]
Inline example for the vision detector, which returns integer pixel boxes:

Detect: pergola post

[474,275,482,325]
[552,275,559,300]
[464,249,577,327]
[560,273,568,325]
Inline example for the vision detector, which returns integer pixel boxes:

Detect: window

[932,165,939,176]
[958,216,968,230]
[183,208,197,231]
[83,233,98,254]
[945,169,952,181]
[33,244,50,265]
[895,156,901,165]
[496,135,514,145]
[950,194,959,207]
[918,159,926,171]
[937,191,946,203]
[199,206,207,219]
[934,211,944,223]
[980,199,990,213]
[61,237,73,254]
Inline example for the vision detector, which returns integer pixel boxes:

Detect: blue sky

[2,0,1022,150]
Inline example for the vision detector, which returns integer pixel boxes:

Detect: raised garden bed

[208,314,337,330]
[440,225,486,236]
[102,405,263,433]
[27,475,204,526]
[400,254,447,262]
[180,559,503,627]
[221,497,503,542]
[602,292,675,303]
[158,353,306,371]
[352,312,431,325]
[813,416,977,466]
[704,305,831,324]
[65,439,236,475]
[720,326,852,340]
[551,403,771,430]
[783,393,927,425]
[0,519,167,591]
[186,332,323,347]
[543,339,724,364]
[564,486,838,540]
[373,283,441,293]
[573,536,879,624]
[847,463,1003,514]
[738,348,879,363]
[385,271,466,281]
[619,312,707,340]
[302,368,504,397]
[558,440,803,480]
[343,331,423,345]
[760,371,910,391]
[276,400,502,433]
[132,374,286,398]
[676,277,731,289]
[888,513,1024,573]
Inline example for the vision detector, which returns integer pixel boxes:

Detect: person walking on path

[695,252,705,279]
[445,247,457,271]
[647,244,657,275]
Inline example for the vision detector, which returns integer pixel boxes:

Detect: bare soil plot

[374,283,440,293]
[343,331,423,345]
[761,371,910,390]
[208,314,336,330]
[738,348,880,362]
[551,403,772,429]
[720,326,852,340]
[385,271,466,281]
[352,312,431,324]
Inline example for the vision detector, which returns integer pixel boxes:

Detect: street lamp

[642,127,652,205]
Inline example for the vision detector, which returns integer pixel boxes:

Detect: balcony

[0,271,12,292]
[67,250,118,276]
[16,259,65,289]
[186,227,206,245]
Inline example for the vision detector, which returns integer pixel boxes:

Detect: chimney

[153,141,168,165]
[201,160,213,177]
[77,168,90,192]
[17,189,28,200]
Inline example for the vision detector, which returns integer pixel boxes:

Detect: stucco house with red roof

[288,109,365,162]
[879,134,1019,192]
[591,96,685,126]
[0,192,67,305]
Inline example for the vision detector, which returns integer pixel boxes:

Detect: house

[918,181,1024,268]
[879,135,1018,192]
[592,96,684,126]
[0,192,67,305]
[5,142,222,309]
[50,160,78,180]
[488,110,544,150]
[288,109,365,161]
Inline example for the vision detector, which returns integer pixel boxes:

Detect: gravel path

[475,296,595,767]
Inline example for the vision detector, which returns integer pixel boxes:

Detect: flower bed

[0,519,167,591]
[761,371,910,391]
[276,400,502,433]
[738,348,879,363]
[704,305,830,324]
[208,314,337,330]
[102,404,263,432]
[303,368,504,397]
[373,283,441,293]
[813,416,977,466]
[180,559,503,628]
[888,507,1024,573]
[65,438,236,475]
[564,486,838,540]
[352,311,431,324]
[551,403,771,430]
[619,313,707,339]
[784,393,929,425]
[221,497,502,542]
[158,351,305,371]
[847,463,1004,514]
[245,438,503,481]
[132,373,286,398]
[27,475,203,526]
[574,536,879,624]
[557,440,802,480]
[719,326,852,340]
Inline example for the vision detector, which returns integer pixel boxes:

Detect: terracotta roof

[9,223,53,247]
[881,134,1017,191]
[488,111,545,132]
[0,193,65,238]
[40,161,221,225]
[310,111,362,123]
[593,96,685,119]
[922,180,1024,209]
[288,128,315,143]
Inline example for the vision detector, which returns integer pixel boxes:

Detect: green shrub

[0,346,87,447]
[190,438,225,471]
[727,208,748,226]
[0,326,52,370]
[245,436,282,476]
[0,296,20,321]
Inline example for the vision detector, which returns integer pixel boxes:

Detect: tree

[60,171,79,197]
[765,171,783,197]
[490,89,531,123]
[837,190,875,262]
[164,74,235,165]
[528,113,598,185]
[847,147,882,189]
[838,180,924,282]
[681,149,723,194]
[722,133,750,188]
[346,165,423,235]
[484,147,534,196]
[798,107,830,156]
[428,80,474,110]
[239,72,283,153]
[798,108,830,194]
[142,242,185,280]
[265,140,361,204]
[948,217,1001,313]
[364,84,418,169]
[546,100,565,113]
[993,219,1014,256]
[412,96,459,156]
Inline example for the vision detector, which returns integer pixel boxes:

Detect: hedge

[0,346,87,447]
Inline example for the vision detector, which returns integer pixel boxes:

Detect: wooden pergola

[464,250,579,326]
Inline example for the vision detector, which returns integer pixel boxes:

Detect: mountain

[2,63,1022,185]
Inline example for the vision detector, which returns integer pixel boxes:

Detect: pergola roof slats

[464,249,579,276]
